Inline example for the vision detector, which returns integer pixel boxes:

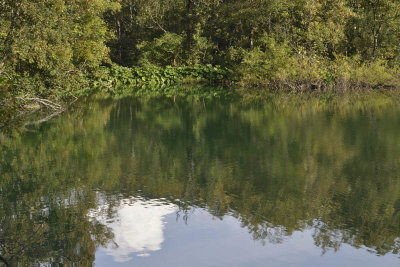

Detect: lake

[0,94,399,266]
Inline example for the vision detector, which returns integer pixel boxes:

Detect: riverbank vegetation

[1,0,400,126]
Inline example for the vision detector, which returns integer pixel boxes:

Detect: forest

[1,0,400,121]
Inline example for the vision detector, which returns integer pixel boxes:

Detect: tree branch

[16,97,63,110]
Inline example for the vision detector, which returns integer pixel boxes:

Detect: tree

[0,0,119,97]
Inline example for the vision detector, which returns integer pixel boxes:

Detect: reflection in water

[0,95,400,265]
[91,197,176,262]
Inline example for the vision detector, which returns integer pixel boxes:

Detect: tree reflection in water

[0,95,400,264]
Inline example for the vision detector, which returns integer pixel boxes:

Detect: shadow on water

[1,91,400,264]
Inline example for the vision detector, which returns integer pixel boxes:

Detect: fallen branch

[22,97,78,127]
[16,97,63,110]
[23,109,65,126]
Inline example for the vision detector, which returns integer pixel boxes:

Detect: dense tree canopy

[1,0,400,114]
[0,0,119,97]
[105,0,399,62]
[105,0,400,88]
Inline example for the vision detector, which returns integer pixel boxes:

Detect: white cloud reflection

[91,197,176,262]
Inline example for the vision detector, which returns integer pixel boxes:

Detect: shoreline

[2,85,400,134]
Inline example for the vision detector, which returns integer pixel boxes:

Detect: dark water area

[0,95,400,266]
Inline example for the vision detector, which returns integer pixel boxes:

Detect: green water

[0,95,400,266]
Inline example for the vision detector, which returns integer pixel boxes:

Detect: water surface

[1,96,400,266]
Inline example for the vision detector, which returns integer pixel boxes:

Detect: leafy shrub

[274,54,332,91]
[137,33,185,67]
[85,64,230,95]
[332,56,398,90]
[351,60,397,88]
[245,52,400,91]
[237,34,291,87]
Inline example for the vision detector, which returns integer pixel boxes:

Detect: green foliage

[187,23,214,65]
[304,1,351,56]
[1,0,400,117]
[237,34,291,87]
[349,59,397,88]
[137,32,185,67]
[347,0,400,61]
[0,0,119,98]
[86,64,230,96]
[105,0,400,91]
[283,56,399,91]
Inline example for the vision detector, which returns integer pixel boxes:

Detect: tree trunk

[185,0,195,64]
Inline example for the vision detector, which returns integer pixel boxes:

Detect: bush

[86,64,230,95]
[276,55,330,91]
[332,56,398,90]
[238,34,291,87]
[243,52,400,91]
[137,33,185,67]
